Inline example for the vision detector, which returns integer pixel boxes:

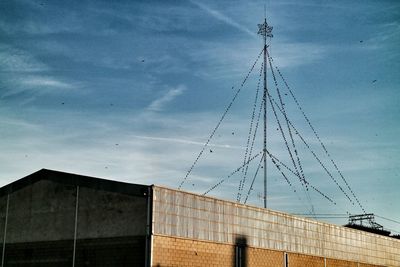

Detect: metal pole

[258,15,273,209]
[145,186,153,267]
[1,194,9,267]
[72,186,79,267]
[262,18,268,209]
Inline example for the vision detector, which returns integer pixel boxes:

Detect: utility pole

[257,17,273,209]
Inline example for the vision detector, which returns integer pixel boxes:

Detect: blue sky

[1,0,399,232]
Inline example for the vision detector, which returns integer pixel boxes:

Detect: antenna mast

[258,15,273,209]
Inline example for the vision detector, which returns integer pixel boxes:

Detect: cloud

[21,76,74,89]
[1,75,77,99]
[0,45,48,72]
[130,135,243,150]
[186,40,326,81]
[147,85,186,111]
[269,42,327,68]
[0,116,42,132]
[0,45,77,98]
[189,0,256,38]
[364,21,400,55]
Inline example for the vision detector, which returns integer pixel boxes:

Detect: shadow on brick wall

[233,235,247,267]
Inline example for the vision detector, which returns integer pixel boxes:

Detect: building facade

[0,169,399,266]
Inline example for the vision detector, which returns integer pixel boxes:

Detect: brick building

[0,169,399,266]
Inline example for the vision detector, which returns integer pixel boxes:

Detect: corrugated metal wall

[152,186,400,266]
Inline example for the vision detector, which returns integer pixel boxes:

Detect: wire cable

[237,61,264,202]
[267,151,340,209]
[267,52,306,186]
[375,215,400,225]
[178,48,264,190]
[269,55,366,214]
[243,154,264,204]
[203,151,263,196]
[264,77,316,214]
[267,91,355,207]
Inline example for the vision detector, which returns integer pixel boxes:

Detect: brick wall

[359,264,384,267]
[326,258,358,267]
[152,235,234,267]
[323,258,383,267]
[153,234,286,267]
[288,252,324,267]
[152,235,386,267]
[247,247,283,266]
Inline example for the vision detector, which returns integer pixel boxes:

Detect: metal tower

[257,18,273,208]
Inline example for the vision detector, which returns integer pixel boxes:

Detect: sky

[0,0,399,232]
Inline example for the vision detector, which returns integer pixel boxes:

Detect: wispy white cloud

[0,45,77,98]
[21,76,74,89]
[1,75,77,99]
[0,116,42,131]
[187,39,326,81]
[189,0,256,38]
[0,44,48,72]
[0,19,82,35]
[130,135,243,150]
[363,21,400,55]
[269,42,327,68]
[147,85,186,111]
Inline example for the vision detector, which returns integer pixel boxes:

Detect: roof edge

[0,169,150,198]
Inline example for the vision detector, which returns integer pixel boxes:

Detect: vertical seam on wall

[1,194,9,267]
[148,186,154,267]
[286,252,289,267]
[283,252,288,267]
[72,186,79,267]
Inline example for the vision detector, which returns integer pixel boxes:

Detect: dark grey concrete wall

[77,186,147,239]
[0,195,6,246]
[0,179,147,243]
[6,179,76,243]
[0,177,148,266]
